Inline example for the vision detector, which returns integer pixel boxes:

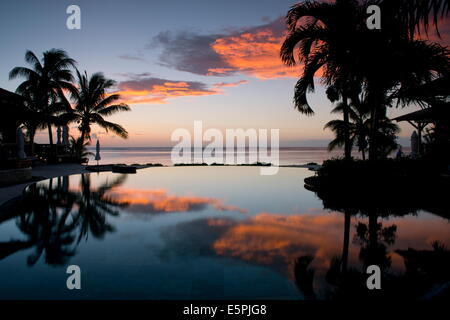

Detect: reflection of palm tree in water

[0,173,128,266]
[294,209,384,300]
[294,213,450,300]
[294,211,399,300]
[294,213,396,300]
[353,219,397,271]
[16,177,78,266]
[74,174,128,243]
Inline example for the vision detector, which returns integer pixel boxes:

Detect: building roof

[0,87,24,104]
[393,108,434,123]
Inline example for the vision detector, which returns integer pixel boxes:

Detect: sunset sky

[1,0,449,147]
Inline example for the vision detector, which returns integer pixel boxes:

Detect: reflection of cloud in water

[157,213,346,277]
[212,213,345,275]
[375,214,450,271]
[157,212,450,280]
[107,188,247,214]
[157,218,231,261]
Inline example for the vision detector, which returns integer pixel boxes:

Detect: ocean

[85,147,406,166]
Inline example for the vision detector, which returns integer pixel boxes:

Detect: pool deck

[0,163,88,207]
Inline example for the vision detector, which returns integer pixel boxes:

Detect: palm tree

[68,70,130,157]
[374,0,449,39]
[280,0,365,161]
[324,103,366,159]
[356,0,450,160]
[69,136,94,162]
[9,49,76,152]
[281,1,449,161]
[358,31,449,160]
[324,101,399,160]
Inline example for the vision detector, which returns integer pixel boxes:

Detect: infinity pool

[0,167,449,299]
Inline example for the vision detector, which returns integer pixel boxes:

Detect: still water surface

[0,167,448,299]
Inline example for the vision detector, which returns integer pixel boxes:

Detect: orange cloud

[151,18,300,80]
[213,80,248,88]
[107,187,247,214]
[211,30,299,80]
[207,68,236,76]
[115,78,220,105]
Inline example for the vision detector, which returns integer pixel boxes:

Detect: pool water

[0,167,449,299]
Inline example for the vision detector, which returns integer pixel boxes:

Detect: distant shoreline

[83,146,411,166]
[86,146,412,150]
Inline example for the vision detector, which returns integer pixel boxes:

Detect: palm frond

[95,118,129,139]
[9,67,39,81]
[96,104,131,116]
[286,1,333,31]
[24,50,43,73]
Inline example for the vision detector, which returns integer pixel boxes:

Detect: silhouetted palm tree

[18,90,47,154]
[375,0,449,39]
[359,0,450,159]
[71,70,130,142]
[324,102,366,158]
[280,0,367,161]
[360,37,449,160]
[281,0,450,160]
[9,49,76,150]
[67,70,130,157]
[324,101,399,160]
[69,136,93,161]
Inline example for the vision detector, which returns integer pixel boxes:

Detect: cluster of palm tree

[280,0,450,161]
[324,98,399,160]
[9,49,130,159]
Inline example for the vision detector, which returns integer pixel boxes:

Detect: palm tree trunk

[368,84,387,161]
[28,126,36,156]
[368,107,378,161]
[341,211,351,273]
[47,123,54,146]
[342,94,352,161]
[78,128,87,159]
[47,122,56,158]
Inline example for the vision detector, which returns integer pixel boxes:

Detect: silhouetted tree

[9,49,76,152]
